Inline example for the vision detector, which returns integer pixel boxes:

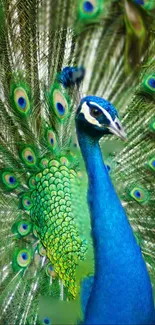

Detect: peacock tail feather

[0,0,155,324]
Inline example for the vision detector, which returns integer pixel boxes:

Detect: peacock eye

[12,86,31,115]
[16,249,32,267]
[90,107,102,118]
[2,171,19,189]
[16,220,32,237]
[42,317,52,325]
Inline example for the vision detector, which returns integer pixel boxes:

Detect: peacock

[0,0,155,324]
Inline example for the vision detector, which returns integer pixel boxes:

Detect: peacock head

[76,96,127,140]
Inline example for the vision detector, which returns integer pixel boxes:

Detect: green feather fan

[0,0,155,324]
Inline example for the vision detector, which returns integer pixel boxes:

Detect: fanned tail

[0,1,155,324]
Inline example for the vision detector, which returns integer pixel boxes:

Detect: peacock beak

[108,118,127,141]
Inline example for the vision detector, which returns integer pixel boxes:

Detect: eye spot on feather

[13,87,30,115]
[46,263,56,278]
[83,1,94,12]
[28,175,36,189]
[47,129,57,150]
[49,266,53,271]
[18,96,26,109]
[148,78,155,88]
[16,249,32,267]
[21,147,37,167]
[22,252,28,260]
[2,171,19,189]
[79,0,102,18]
[17,220,32,236]
[135,0,144,5]
[134,190,141,198]
[9,176,14,184]
[53,89,69,120]
[60,157,70,167]
[27,155,33,162]
[143,74,155,95]
[42,317,52,325]
[39,244,46,256]
[9,176,16,183]
[130,186,149,203]
[22,195,32,210]
[56,102,65,116]
[147,157,155,171]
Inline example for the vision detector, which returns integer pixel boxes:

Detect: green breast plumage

[24,157,87,296]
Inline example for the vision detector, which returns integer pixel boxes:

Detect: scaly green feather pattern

[30,157,87,296]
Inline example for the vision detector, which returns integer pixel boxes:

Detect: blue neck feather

[77,127,155,325]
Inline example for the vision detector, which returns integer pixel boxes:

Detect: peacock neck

[77,128,137,271]
[77,126,154,324]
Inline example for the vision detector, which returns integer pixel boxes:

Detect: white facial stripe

[89,101,113,124]
[81,102,101,127]
[89,102,126,137]
[81,101,113,128]
[80,100,127,140]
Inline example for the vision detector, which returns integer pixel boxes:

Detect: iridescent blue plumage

[18,97,26,109]
[57,66,85,88]
[76,97,155,325]
[148,78,155,88]
[135,0,144,5]
[83,1,94,13]
[9,176,16,184]
[80,96,118,120]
